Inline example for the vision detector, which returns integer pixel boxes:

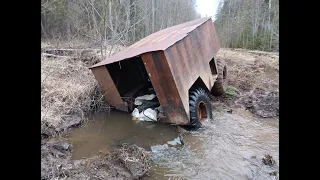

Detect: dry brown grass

[41,45,120,137]
[216,48,279,118]
[217,48,279,93]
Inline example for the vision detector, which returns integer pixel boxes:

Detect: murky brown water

[68,107,279,180]
[68,110,179,160]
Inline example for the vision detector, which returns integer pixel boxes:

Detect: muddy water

[68,110,179,159]
[148,107,279,180]
[68,107,279,180]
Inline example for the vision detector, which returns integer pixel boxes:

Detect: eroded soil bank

[41,138,150,179]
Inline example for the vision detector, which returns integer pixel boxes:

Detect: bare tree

[41,0,200,49]
[215,0,279,51]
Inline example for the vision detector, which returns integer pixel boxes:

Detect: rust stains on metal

[89,16,221,125]
[91,66,127,112]
[141,51,189,125]
[163,20,220,119]
[90,17,212,69]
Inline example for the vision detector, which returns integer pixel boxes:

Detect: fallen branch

[41,53,74,59]
[41,48,100,57]
[41,48,99,52]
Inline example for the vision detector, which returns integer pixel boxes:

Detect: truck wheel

[211,59,227,96]
[188,88,213,129]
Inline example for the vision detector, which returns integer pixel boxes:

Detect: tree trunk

[268,0,271,30]
[152,0,155,33]
[41,20,47,37]
[109,0,113,32]
[90,0,99,40]
[133,2,136,42]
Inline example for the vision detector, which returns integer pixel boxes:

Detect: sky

[196,0,221,20]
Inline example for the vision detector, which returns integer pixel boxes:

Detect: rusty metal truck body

[89,17,221,125]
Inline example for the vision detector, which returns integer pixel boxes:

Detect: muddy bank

[236,88,279,118]
[41,44,113,139]
[41,43,149,180]
[41,138,150,180]
[216,48,279,118]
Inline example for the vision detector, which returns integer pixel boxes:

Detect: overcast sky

[196,0,221,20]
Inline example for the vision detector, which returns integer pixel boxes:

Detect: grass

[217,48,279,93]
[41,49,110,137]
[224,85,238,97]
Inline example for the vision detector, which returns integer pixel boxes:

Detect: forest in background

[41,0,200,47]
[41,0,279,52]
[215,0,279,51]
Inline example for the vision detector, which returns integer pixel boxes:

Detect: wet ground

[41,48,279,179]
[67,104,279,180]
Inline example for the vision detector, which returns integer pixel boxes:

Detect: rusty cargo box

[89,17,222,126]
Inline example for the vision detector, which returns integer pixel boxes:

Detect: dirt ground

[41,138,150,180]
[215,48,279,118]
[41,46,279,180]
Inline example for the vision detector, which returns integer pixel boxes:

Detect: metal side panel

[91,66,127,112]
[141,51,189,125]
[164,20,220,119]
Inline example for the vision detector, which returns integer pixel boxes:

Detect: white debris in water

[150,137,183,153]
[167,137,182,146]
[131,107,158,122]
[131,108,140,119]
[139,108,158,121]
[151,144,169,153]
[134,94,156,105]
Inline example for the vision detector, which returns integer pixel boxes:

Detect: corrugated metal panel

[90,17,212,69]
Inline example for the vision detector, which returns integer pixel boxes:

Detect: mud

[236,88,279,118]
[41,138,77,179]
[41,138,150,180]
[263,154,277,166]
[217,48,279,118]
[41,116,82,139]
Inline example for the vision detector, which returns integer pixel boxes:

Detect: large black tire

[211,59,227,96]
[187,88,213,129]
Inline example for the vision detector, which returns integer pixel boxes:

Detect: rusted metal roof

[90,17,212,69]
